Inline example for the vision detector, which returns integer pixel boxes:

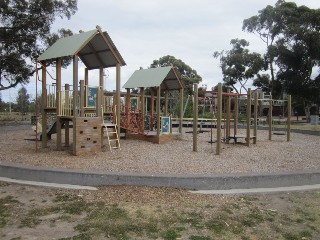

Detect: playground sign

[87,87,98,108]
[161,117,170,134]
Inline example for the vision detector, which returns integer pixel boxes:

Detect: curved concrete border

[1,163,320,190]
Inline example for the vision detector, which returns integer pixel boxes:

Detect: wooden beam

[99,67,104,117]
[150,88,154,131]
[179,88,184,135]
[246,88,251,146]
[268,97,273,140]
[140,87,145,131]
[287,95,291,141]
[41,64,47,148]
[216,83,222,155]
[171,67,184,89]
[56,58,62,151]
[226,89,231,144]
[193,83,198,152]
[96,26,123,65]
[72,55,78,155]
[164,90,168,116]
[80,80,85,117]
[116,63,121,136]
[234,95,238,137]
[125,88,131,129]
[88,42,105,66]
[253,92,258,144]
[156,86,161,140]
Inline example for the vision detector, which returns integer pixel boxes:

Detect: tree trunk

[304,102,312,123]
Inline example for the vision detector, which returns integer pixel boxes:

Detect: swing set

[192,83,292,155]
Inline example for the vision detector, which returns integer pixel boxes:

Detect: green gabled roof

[38,29,97,61]
[123,66,184,90]
[38,28,126,69]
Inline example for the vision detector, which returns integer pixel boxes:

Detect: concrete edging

[1,163,320,190]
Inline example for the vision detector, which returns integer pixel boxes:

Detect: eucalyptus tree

[150,55,202,95]
[243,0,320,120]
[213,38,264,94]
[0,0,78,91]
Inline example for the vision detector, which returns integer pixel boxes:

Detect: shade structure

[38,28,126,69]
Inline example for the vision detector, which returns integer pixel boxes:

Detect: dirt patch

[1,182,320,239]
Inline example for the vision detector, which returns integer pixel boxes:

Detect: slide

[37,121,57,141]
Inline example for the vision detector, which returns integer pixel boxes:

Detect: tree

[0,0,78,91]
[15,86,30,113]
[150,55,202,95]
[243,1,320,120]
[242,1,286,96]
[213,39,264,94]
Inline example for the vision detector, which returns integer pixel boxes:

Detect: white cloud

[2,0,319,102]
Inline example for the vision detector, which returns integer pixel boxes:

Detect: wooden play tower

[121,66,185,144]
[37,26,126,155]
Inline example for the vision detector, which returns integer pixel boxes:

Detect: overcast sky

[2,0,319,102]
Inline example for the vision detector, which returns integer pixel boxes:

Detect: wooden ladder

[104,123,120,151]
[103,105,120,151]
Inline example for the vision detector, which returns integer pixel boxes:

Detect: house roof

[38,27,126,69]
[122,66,184,90]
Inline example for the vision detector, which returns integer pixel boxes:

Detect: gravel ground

[0,124,319,175]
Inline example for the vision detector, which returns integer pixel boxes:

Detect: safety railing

[46,84,56,108]
[58,90,79,117]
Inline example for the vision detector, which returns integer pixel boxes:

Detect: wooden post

[253,92,258,144]
[216,83,222,155]
[140,87,145,131]
[193,83,198,152]
[99,67,104,118]
[84,68,88,103]
[65,84,70,147]
[287,95,291,141]
[125,88,131,129]
[226,90,231,144]
[73,55,79,116]
[246,88,251,146]
[41,64,47,148]
[72,55,78,155]
[164,90,168,116]
[156,86,161,141]
[150,88,154,131]
[80,80,85,117]
[116,63,121,134]
[56,58,62,151]
[234,95,238,137]
[179,88,184,135]
[268,97,273,140]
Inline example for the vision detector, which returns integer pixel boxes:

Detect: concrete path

[1,163,320,191]
[0,176,98,190]
[190,184,320,195]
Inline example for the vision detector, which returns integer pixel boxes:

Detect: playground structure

[121,66,185,143]
[37,26,126,155]
[36,26,185,155]
[191,83,292,155]
[34,25,292,157]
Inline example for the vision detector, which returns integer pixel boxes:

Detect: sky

[1,0,319,103]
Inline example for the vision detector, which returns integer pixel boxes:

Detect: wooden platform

[125,131,178,144]
[228,135,256,144]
